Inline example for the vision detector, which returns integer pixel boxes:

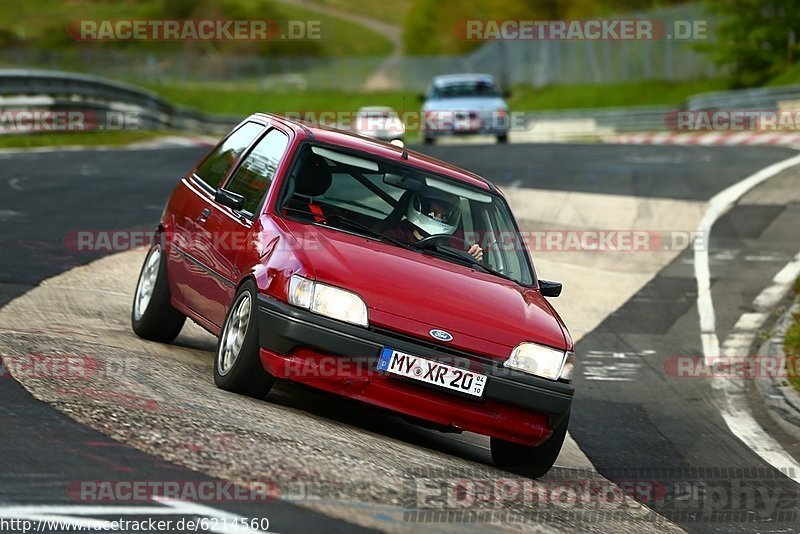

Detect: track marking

[693,153,800,483]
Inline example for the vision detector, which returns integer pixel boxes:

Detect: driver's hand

[467,244,483,262]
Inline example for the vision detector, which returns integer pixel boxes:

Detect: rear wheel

[490,412,569,478]
[214,280,275,398]
[131,243,185,343]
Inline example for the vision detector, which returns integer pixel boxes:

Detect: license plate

[377,347,487,397]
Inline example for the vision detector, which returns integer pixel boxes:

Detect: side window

[194,122,264,189]
[225,129,289,216]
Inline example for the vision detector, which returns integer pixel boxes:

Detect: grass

[145,83,413,115]
[787,276,800,393]
[302,0,411,26]
[0,0,392,57]
[768,63,800,87]
[508,79,730,110]
[0,131,169,149]
[146,79,732,119]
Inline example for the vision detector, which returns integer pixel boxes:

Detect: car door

[167,121,265,326]
[196,127,291,327]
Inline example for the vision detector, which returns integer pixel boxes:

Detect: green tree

[707,0,800,87]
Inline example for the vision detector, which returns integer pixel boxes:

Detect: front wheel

[214,281,275,398]
[490,412,569,478]
[131,242,185,343]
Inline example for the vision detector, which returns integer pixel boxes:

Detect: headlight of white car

[504,342,573,381]
[288,275,369,327]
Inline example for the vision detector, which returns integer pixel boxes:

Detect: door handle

[196,208,212,223]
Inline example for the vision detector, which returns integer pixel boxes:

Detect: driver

[383,188,483,261]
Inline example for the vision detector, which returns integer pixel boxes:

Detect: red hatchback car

[131,113,574,477]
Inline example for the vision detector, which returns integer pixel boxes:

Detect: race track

[1,142,799,533]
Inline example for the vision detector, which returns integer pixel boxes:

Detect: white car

[354,106,405,143]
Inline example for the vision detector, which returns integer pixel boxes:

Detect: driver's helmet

[406,187,461,236]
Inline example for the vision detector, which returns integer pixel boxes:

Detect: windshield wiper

[417,243,518,283]
[323,214,417,251]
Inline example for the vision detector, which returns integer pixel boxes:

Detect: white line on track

[693,153,800,483]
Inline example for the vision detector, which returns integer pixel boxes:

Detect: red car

[131,113,574,477]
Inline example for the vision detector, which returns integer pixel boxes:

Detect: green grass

[787,276,800,393]
[767,63,800,87]
[787,311,800,393]
[302,0,411,26]
[144,79,731,119]
[0,0,392,57]
[508,79,730,110]
[146,83,413,115]
[0,131,168,149]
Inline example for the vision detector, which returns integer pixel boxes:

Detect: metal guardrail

[0,69,241,134]
[3,69,800,138]
[687,85,800,111]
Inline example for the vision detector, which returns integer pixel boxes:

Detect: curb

[755,297,800,440]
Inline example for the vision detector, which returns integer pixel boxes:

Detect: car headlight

[504,342,573,381]
[288,275,369,327]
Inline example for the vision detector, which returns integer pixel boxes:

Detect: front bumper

[257,295,573,445]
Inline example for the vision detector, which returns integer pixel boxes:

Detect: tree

[706,0,800,87]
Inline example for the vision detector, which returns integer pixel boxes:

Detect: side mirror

[539,280,562,297]
[215,188,245,211]
[503,89,512,99]
[417,93,426,102]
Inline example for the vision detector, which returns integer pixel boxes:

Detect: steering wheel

[416,234,472,250]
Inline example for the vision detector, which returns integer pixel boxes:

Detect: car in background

[421,74,510,145]
[354,106,405,143]
[131,113,573,478]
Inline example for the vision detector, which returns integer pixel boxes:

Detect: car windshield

[280,143,535,286]
[430,80,500,99]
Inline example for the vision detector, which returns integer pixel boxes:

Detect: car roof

[357,106,394,112]
[253,113,496,192]
[432,73,497,86]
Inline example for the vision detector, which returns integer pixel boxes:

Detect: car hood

[423,96,508,113]
[287,223,567,357]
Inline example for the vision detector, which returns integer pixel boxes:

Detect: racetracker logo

[665,355,799,379]
[454,19,708,41]
[68,481,279,502]
[62,229,708,253]
[666,110,800,131]
[68,19,322,41]
[0,110,139,133]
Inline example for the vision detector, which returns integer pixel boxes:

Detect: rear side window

[195,122,264,189]
[225,129,289,216]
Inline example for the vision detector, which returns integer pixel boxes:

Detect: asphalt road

[0,142,798,532]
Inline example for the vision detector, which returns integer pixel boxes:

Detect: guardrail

[3,69,800,140]
[686,84,800,111]
[0,69,241,134]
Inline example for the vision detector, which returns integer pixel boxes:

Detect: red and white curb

[605,132,800,146]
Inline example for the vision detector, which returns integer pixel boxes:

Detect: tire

[490,412,569,478]
[424,134,435,145]
[214,280,275,398]
[497,133,509,144]
[131,242,185,343]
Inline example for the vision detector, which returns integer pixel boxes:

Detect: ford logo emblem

[429,329,453,342]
